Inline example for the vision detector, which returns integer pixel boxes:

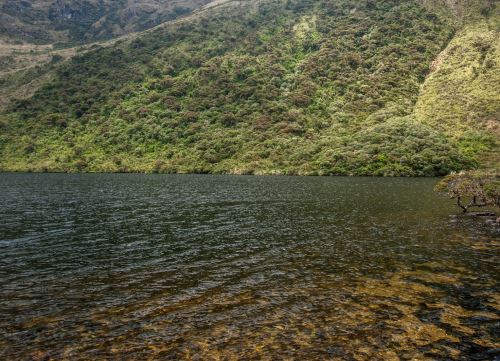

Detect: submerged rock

[466,211,497,217]
[29,351,50,361]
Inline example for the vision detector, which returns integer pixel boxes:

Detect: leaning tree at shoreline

[435,171,500,215]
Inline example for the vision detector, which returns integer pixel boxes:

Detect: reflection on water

[0,174,498,360]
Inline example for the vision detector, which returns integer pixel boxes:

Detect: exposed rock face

[48,0,78,22]
[422,0,497,20]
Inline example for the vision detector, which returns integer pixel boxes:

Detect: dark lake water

[0,174,498,360]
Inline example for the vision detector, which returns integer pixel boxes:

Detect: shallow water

[0,174,498,360]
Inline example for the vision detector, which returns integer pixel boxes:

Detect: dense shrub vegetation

[0,0,498,175]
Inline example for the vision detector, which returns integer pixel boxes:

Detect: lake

[0,174,498,360]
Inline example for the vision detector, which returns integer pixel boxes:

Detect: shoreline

[0,169,446,177]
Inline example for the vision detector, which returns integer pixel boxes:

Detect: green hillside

[416,14,500,172]
[0,0,498,175]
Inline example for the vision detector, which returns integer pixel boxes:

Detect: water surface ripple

[0,174,498,360]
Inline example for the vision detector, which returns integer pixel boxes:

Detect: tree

[435,171,500,214]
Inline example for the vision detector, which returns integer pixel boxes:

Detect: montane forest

[0,0,498,175]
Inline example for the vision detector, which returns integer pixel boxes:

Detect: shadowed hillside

[0,0,212,44]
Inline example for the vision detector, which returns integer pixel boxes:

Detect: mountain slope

[415,13,500,172]
[0,0,212,44]
[0,0,498,175]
